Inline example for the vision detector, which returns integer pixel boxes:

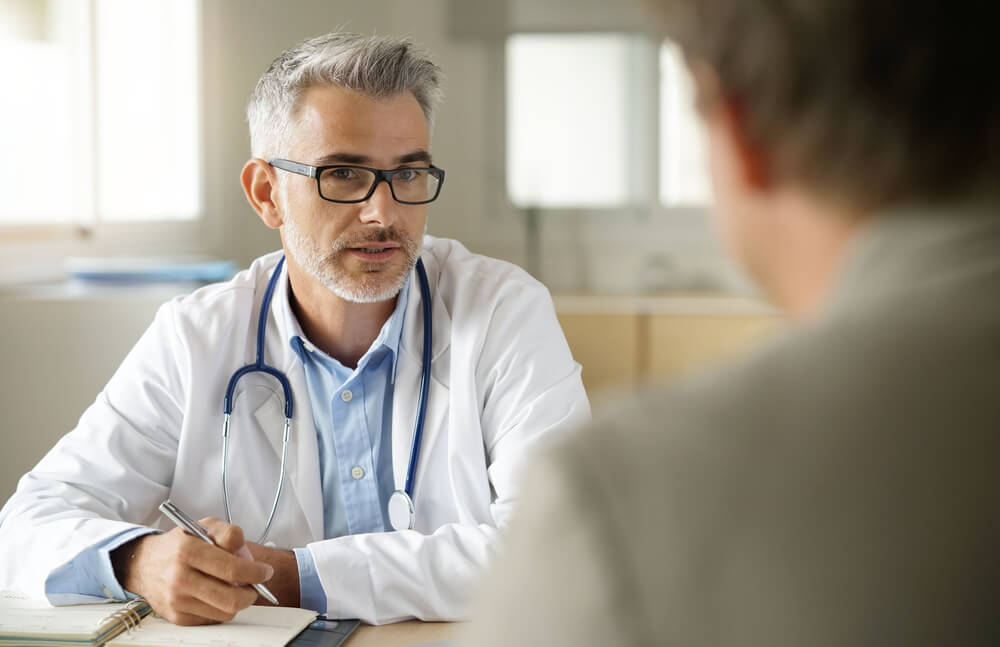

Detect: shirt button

[341,390,353,402]
[103,587,113,599]
[351,466,365,480]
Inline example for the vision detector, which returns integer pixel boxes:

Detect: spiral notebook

[0,591,316,647]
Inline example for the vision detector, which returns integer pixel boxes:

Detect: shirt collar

[274,258,411,382]
[826,199,1000,317]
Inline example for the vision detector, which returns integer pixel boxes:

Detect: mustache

[333,226,412,251]
[328,226,420,260]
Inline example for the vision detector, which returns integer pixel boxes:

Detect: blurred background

[0,0,780,498]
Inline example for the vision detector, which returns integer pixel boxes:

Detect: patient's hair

[247,32,443,159]
[648,0,1000,209]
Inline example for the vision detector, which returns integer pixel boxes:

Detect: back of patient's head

[649,0,999,210]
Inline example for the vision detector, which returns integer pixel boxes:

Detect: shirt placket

[329,373,384,534]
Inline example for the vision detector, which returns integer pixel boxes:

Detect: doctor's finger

[183,573,261,620]
[161,589,252,626]
[184,540,274,585]
[197,517,247,554]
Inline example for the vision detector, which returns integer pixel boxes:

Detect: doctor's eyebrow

[395,150,433,165]
[313,150,433,166]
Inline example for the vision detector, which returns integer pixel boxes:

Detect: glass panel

[0,0,91,225]
[0,0,200,227]
[659,41,712,206]
[95,0,200,222]
[506,33,633,208]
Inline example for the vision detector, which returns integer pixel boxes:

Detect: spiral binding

[100,598,151,635]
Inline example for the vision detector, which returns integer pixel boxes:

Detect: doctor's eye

[327,167,360,181]
[394,168,423,182]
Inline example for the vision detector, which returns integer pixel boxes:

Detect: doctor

[0,33,590,625]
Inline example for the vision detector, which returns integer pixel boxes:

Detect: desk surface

[344,621,456,647]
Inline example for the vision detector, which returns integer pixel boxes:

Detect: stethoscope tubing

[403,259,432,499]
[221,255,431,540]
[224,255,294,419]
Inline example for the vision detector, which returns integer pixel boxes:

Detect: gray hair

[247,33,444,159]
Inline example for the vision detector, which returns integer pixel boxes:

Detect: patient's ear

[688,60,771,192]
[241,158,283,228]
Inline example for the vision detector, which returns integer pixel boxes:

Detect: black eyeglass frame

[268,158,446,205]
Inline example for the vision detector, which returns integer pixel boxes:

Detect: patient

[462,0,1000,644]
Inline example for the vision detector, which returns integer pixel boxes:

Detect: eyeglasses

[269,159,445,205]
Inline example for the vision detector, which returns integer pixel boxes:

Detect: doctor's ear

[241,158,284,229]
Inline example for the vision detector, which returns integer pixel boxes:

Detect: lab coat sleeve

[0,301,188,599]
[306,279,591,624]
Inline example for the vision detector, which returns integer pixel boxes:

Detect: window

[504,32,711,211]
[659,42,711,206]
[0,0,200,228]
[506,33,635,209]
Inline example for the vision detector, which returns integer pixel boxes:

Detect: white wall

[0,288,173,500]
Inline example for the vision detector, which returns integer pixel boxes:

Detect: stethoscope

[221,254,432,541]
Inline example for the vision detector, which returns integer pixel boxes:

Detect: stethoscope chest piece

[388,490,415,531]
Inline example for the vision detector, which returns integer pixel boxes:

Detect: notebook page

[0,591,130,642]
[107,606,317,647]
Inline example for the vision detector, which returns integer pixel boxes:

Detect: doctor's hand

[110,518,274,626]
[244,541,301,608]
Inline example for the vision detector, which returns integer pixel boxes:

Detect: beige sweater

[463,203,1000,646]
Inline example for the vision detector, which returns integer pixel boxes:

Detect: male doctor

[0,33,589,625]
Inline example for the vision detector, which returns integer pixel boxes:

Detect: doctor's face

[275,85,431,304]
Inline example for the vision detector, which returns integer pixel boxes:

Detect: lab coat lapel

[246,258,325,544]
[286,362,324,541]
[391,254,452,496]
[247,356,323,544]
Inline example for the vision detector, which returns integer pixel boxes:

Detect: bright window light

[659,42,711,206]
[0,0,200,227]
[0,0,88,225]
[95,0,200,222]
[506,34,633,209]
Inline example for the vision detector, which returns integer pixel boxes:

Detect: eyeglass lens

[319,167,440,203]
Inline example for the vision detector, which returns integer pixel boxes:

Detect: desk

[344,621,456,646]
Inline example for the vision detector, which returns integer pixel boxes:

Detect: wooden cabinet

[555,295,782,402]
[556,312,640,396]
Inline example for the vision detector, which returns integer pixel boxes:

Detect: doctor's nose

[358,180,398,227]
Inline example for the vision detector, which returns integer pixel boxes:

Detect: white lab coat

[0,236,590,624]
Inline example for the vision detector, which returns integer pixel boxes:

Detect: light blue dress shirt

[288,278,408,612]
[46,275,409,614]
[44,526,152,604]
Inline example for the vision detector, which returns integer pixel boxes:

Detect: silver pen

[158,500,279,605]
